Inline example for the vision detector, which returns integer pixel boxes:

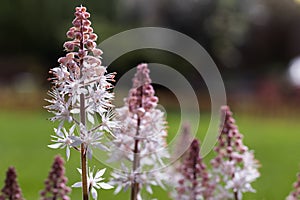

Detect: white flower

[72,167,113,200]
[48,125,79,160]
[100,109,119,133]
[45,89,73,130]
[79,124,109,159]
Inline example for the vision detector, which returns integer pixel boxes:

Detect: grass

[0,109,300,199]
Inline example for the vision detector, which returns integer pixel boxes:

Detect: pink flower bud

[75,7,81,12]
[66,29,75,39]
[84,12,90,18]
[92,48,103,57]
[80,6,87,12]
[58,57,67,65]
[82,26,89,33]
[88,27,93,33]
[89,33,98,41]
[83,20,91,27]
[74,32,82,40]
[64,42,75,51]
[78,49,87,58]
[83,34,89,40]
[86,40,96,50]
[72,19,81,28]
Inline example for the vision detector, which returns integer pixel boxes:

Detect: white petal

[72,182,82,188]
[54,128,63,137]
[91,187,98,200]
[146,185,153,194]
[77,168,82,174]
[70,108,80,114]
[80,88,88,95]
[95,168,106,179]
[99,182,114,189]
[87,113,95,124]
[66,146,70,160]
[114,185,122,194]
[87,148,93,159]
[71,139,82,147]
[48,143,62,149]
[69,124,76,134]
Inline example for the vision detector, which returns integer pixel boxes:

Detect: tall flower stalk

[40,155,71,200]
[172,139,214,200]
[45,6,115,200]
[0,167,24,200]
[211,106,260,200]
[108,63,169,200]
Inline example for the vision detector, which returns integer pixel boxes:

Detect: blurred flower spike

[211,106,260,200]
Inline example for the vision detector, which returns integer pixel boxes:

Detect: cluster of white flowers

[211,106,260,200]
[108,64,170,199]
[45,6,114,199]
[45,6,117,160]
[170,106,260,200]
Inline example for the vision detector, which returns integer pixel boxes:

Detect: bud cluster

[40,156,71,200]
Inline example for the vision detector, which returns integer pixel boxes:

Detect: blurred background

[1,0,300,199]
[2,0,300,113]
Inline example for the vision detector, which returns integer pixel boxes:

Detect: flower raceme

[40,156,71,200]
[172,139,214,200]
[0,167,24,200]
[45,5,115,200]
[108,63,170,200]
[45,6,116,136]
[211,106,260,200]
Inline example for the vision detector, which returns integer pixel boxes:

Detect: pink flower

[108,64,169,198]
[211,106,260,200]
[40,156,71,200]
[172,139,214,200]
[0,167,24,200]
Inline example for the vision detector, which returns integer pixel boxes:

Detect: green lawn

[0,110,299,199]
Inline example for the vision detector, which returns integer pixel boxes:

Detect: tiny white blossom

[79,124,109,159]
[48,125,78,160]
[100,109,119,133]
[72,167,113,200]
[45,90,73,131]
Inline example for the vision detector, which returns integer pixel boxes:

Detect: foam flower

[108,63,169,200]
[72,168,113,200]
[171,139,214,200]
[45,5,116,158]
[211,105,260,200]
[40,155,71,200]
[0,167,24,200]
[48,125,79,160]
[45,5,117,200]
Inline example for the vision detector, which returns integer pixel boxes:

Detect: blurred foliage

[1,0,300,108]
[0,0,119,60]
[1,0,300,72]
